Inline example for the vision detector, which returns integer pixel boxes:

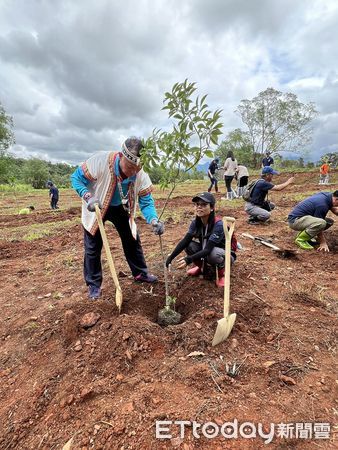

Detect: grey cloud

[1,0,338,164]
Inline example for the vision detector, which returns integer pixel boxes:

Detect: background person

[165,192,237,288]
[47,181,59,209]
[19,205,35,215]
[262,151,274,167]
[245,166,295,224]
[70,137,164,299]
[319,161,330,185]
[207,157,219,193]
[288,190,338,252]
[223,151,238,200]
[235,164,249,197]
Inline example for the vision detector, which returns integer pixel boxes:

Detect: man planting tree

[71,137,164,300]
[288,190,338,252]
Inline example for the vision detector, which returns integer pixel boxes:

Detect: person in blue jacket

[288,191,338,252]
[165,192,237,288]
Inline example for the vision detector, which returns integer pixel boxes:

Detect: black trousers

[239,176,248,187]
[225,175,234,192]
[51,198,59,209]
[83,205,148,288]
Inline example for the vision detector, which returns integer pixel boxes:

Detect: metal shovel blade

[116,288,123,313]
[212,313,237,346]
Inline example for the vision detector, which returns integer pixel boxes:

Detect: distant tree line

[0,151,77,188]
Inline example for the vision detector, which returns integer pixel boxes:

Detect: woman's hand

[176,257,188,269]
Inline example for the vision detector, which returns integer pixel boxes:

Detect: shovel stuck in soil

[212,217,237,346]
[241,233,296,259]
[95,205,123,312]
[157,235,181,326]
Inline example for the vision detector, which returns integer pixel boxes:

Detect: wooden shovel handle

[223,217,235,317]
[94,205,122,293]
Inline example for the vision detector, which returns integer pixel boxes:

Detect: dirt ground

[0,171,337,449]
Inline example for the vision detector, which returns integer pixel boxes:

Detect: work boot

[216,267,225,288]
[134,273,158,283]
[248,216,260,225]
[215,186,218,193]
[187,262,202,276]
[88,285,101,300]
[295,231,314,250]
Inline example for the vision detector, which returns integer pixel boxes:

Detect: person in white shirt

[235,164,249,197]
[223,151,238,200]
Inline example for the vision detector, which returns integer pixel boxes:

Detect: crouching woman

[165,192,236,287]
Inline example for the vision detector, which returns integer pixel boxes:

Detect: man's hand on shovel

[86,196,102,212]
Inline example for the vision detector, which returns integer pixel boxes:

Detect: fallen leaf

[263,361,276,368]
[187,351,205,357]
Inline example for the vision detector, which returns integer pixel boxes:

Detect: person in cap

[207,157,220,193]
[262,151,274,168]
[47,181,59,209]
[288,190,338,252]
[165,192,237,287]
[70,137,164,299]
[245,166,295,224]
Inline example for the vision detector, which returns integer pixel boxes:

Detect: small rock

[230,338,238,349]
[237,323,248,332]
[250,327,260,334]
[80,312,101,329]
[74,340,83,352]
[171,437,184,448]
[116,374,124,381]
[125,350,132,361]
[80,387,94,400]
[279,374,296,385]
[122,331,131,341]
[121,401,134,414]
[203,310,215,319]
[194,322,202,329]
[314,345,320,351]
[248,392,257,398]
[67,394,75,405]
[266,333,277,342]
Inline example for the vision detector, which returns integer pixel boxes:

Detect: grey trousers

[245,202,275,222]
[288,215,333,238]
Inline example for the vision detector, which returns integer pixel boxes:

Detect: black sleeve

[166,233,193,266]
[184,240,216,265]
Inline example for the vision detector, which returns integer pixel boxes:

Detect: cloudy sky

[1,0,337,165]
